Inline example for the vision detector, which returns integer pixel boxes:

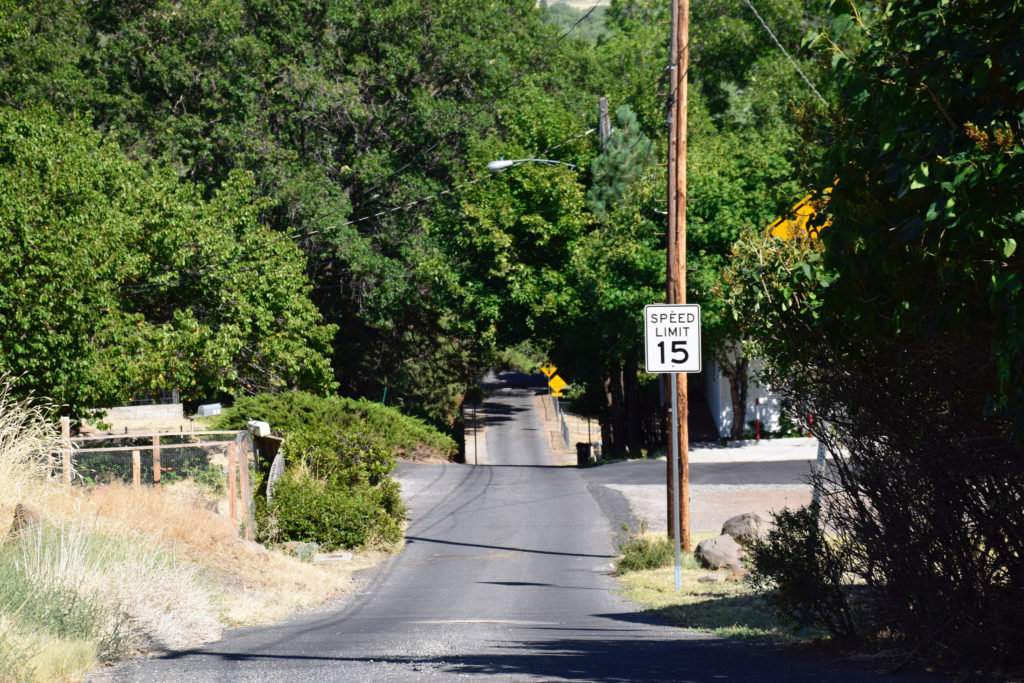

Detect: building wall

[703,356,783,439]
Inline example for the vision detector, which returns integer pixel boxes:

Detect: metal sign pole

[671,372,682,590]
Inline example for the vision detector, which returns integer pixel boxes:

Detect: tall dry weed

[0,378,59,515]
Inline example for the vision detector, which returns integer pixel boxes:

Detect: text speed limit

[644,304,702,374]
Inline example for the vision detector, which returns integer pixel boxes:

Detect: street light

[486,158,578,171]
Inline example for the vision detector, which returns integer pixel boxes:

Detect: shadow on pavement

[149,624,934,682]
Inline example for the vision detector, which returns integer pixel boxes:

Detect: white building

[703,356,784,439]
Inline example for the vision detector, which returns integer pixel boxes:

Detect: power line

[743,0,828,107]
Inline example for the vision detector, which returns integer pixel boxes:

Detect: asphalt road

[580,457,822,487]
[95,374,939,682]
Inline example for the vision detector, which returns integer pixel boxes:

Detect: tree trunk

[727,355,750,440]
[608,365,626,455]
[624,350,641,453]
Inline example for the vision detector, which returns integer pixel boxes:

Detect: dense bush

[258,473,404,551]
[721,3,1024,670]
[747,505,855,637]
[217,392,412,550]
[214,391,456,460]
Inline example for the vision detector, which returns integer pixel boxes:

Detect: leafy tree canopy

[0,106,335,416]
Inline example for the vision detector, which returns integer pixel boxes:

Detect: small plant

[615,521,680,575]
[747,504,856,637]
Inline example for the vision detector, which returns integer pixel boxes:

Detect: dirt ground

[604,483,812,536]
[532,394,814,535]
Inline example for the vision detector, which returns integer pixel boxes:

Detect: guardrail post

[237,438,251,540]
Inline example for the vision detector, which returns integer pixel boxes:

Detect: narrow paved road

[96,373,938,682]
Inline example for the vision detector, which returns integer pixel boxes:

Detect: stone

[9,503,43,536]
[694,534,745,572]
[721,512,766,547]
[697,573,724,584]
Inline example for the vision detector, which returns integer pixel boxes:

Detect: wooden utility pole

[666,0,691,553]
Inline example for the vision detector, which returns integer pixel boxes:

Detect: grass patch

[614,528,816,642]
[617,566,803,640]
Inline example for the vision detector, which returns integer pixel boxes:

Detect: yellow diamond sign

[548,374,567,397]
[541,363,557,378]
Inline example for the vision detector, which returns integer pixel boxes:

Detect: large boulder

[694,534,744,572]
[721,512,766,546]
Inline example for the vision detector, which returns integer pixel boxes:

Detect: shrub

[615,523,678,575]
[213,391,457,459]
[259,471,404,551]
[747,505,856,638]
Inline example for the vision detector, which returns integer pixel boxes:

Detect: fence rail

[55,419,254,539]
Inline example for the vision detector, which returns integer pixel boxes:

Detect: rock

[721,512,766,546]
[694,534,744,572]
[242,540,270,558]
[314,551,354,564]
[697,573,724,584]
[10,503,43,536]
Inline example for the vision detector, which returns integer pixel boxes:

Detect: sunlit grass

[617,565,801,640]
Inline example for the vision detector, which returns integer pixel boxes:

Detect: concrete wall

[704,355,783,439]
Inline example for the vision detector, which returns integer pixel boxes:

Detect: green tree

[731,0,1024,668]
[0,106,335,415]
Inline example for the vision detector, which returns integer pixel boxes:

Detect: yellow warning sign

[768,182,836,240]
[541,363,557,378]
[548,374,568,397]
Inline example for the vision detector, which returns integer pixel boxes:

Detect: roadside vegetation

[614,529,799,642]
[0,384,384,682]
[213,391,454,550]
[1,0,1020,676]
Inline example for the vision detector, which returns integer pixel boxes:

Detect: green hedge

[213,391,456,460]
[259,473,404,551]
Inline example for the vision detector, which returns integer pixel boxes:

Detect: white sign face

[644,304,702,373]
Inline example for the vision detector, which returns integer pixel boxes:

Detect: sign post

[644,303,701,589]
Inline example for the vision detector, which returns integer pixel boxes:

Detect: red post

[755,399,761,442]
[809,413,814,438]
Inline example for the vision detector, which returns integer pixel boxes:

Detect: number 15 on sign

[644,304,702,374]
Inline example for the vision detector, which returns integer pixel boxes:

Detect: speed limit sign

[644,304,702,374]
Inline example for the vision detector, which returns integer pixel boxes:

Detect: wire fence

[54,421,255,539]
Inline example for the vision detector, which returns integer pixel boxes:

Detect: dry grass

[0,379,60,518]
[0,380,385,681]
[615,530,801,641]
[43,481,377,628]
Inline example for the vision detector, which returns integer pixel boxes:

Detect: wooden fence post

[132,449,141,491]
[152,435,161,489]
[228,442,238,524]
[60,416,71,489]
[237,438,252,540]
